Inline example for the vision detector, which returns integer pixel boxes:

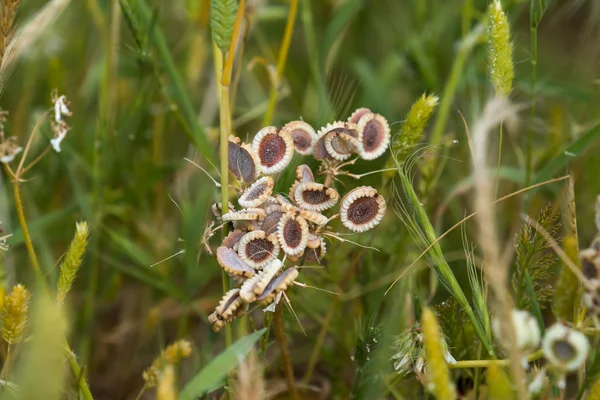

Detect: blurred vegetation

[0,0,600,398]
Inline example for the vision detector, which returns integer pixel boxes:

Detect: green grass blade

[179,329,267,399]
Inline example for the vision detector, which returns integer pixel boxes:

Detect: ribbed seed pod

[252,127,294,174]
[340,186,386,232]
[277,212,309,256]
[294,182,339,211]
[237,230,280,269]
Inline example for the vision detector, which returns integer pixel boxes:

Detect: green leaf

[533,122,600,185]
[530,0,551,28]
[179,329,267,399]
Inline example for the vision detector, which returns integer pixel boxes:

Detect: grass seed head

[1,284,30,345]
[487,0,514,98]
[143,339,192,388]
[57,221,90,303]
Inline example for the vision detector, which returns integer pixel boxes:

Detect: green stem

[495,122,503,198]
[449,349,544,369]
[274,304,300,400]
[263,0,299,126]
[526,26,537,187]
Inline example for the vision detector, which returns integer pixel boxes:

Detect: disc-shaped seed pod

[256,267,299,303]
[305,237,327,262]
[215,288,244,320]
[228,136,261,182]
[340,186,386,232]
[282,121,317,155]
[307,233,321,249]
[216,246,256,282]
[277,212,309,256]
[222,208,266,222]
[296,164,315,182]
[237,230,280,269]
[209,303,248,332]
[261,211,284,235]
[238,176,274,208]
[314,122,360,160]
[357,113,390,160]
[294,182,339,211]
[222,230,245,250]
[252,126,294,174]
[324,130,361,161]
[289,180,301,200]
[348,107,372,124]
[299,208,328,226]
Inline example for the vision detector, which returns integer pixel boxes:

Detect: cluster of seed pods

[209,108,390,332]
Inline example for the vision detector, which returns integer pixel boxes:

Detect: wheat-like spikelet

[57,221,89,304]
[389,93,438,166]
[210,0,238,53]
[1,284,30,344]
[487,0,514,98]
[156,365,176,400]
[0,0,21,63]
[143,339,192,388]
[486,363,515,400]
[421,307,456,400]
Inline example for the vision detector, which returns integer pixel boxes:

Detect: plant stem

[263,0,299,126]
[526,26,537,186]
[449,349,544,369]
[274,304,300,400]
[495,122,503,198]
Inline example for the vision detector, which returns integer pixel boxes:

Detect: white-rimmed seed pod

[340,186,386,232]
[324,129,361,161]
[261,211,284,235]
[222,230,245,250]
[289,180,301,200]
[216,246,256,283]
[294,182,339,211]
[299,209,328,226]
[222,208,267,222]
[251,259,284,297]
[542,323,589,371]
[305,236,327,262]
[252,126,294,174]
[580,248,600,282]
[348,107,372,124]
[256,267,299,303]
[307,233,321,249]
[237,230,280,269]
[493,309,540,350]
[211,202,236,220]
[229,136,261,182]
[357,113,390,160]
[282,121,317,155]
[277,212,309,256]
[314,122,360,160]
[238,176,274,208]
[215,288,244,320]
[296,164,315,182]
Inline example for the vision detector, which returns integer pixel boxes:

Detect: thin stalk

[1,345,11,382]
[526,27,537,186]
[262,0,299,126]
[274,304,300,400]
[449,349,544,369]
[135,385,148,400]
[495,122,503,198]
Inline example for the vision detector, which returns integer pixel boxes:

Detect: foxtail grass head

[1,284,30,345]
[143,339,193,388]
[421,307,456,399]
[57,221,90,304]
[487,0,514,98]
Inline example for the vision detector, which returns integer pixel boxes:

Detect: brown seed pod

[305,236,327,262]
[289,180,301,200]
[222,208,267,222]
[215,288,244,320]
[348,107,372,124]
[240,259,285,303]
[222,230,245,250]
[216,246,256,282]
[237,230,280,269]
[228,136,261,182]
[252,126,294,174]
[261,211,284,235]
[357,113,390,160]
[277,212,309,256]
[210,303,247,332]
[296,164,315,183]
[282,121,317,155]
[580,248,600,281]
[256,267,299,303]
[340,186,386,232]
[238,176,274,208]
[294,182,339,211]
[314,122,360,160]
[324,129,361,161]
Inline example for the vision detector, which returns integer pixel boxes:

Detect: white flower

[493,309,540,350]
[54,94,71,122]
[542,323,589,371]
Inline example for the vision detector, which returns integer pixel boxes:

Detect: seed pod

[216,246,256,283]
[282,121,317,155]
[222,208,266,222]
[241,259,284,303]
[261,211,284,235]
[357,113,390,160]
[238,176,274,208]
[222,230,245,250]
[580,248,600,281]
[256,267,299,303]
[299,209,328,226]
[305,236,327,262]
[289,180,301,200]
[296,164,315,182]
[542,323,589,372]
[228,136,261,182]
[340,186,386,232]
[211,202,236,219]
[294,182,339,212]
[314,122,360,160]
[209,288,248,332]
[277,212,309,256]
[237,230,280,269]
[252,126,294,174]
[324,130,361,161]
[348,107,372,124]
